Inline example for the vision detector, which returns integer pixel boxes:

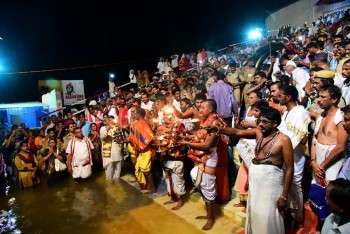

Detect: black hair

[48,137,57,144]
[249,90,263,99]
[341,104,350,114]
[133,98,141,106]
[204,99,217,113]
[141,92,149,97]
[155,93,166,103]
[171,87,181,95]
[260,106,282,126]
[254,71,267,78]
[194,93,207,101]
[280,85,299,102]
[320,85,342,105]
[316,78,334,87]
[195,83,207,93]
[213,71,225,80]
[285,49,296,55]
[180,98,192,106]
[269,81,283,90]
[279,55,289,63]
[251,100,269,110]
[47,128,55,134]
[306,42,319,49]
[328,178,350,212]
[74,127,81,133]
[311,67,324,72]
[19,140,28,149]
[343,58,350,66]
[135,107,146,118]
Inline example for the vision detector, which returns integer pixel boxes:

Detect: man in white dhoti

[278,85,311,222]
[155,110,186,210]
[311,85,348,183]
[66,128,94,180]
[214,107,294,234]
[100,116,123,181]
[179,100,227,231]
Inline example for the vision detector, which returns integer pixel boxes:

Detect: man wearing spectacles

[213,107,294,234]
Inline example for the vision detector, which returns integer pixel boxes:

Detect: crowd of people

[1,7,350,234]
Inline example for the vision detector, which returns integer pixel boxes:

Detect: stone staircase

[121,173,246,234]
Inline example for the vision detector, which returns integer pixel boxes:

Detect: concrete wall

[266,0,350,36]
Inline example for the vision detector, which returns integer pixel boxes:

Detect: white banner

[62,80,85,105]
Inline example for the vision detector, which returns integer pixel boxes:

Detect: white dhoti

[105,161,122,180]
[288,144,305,221]
[246,163,284,234]
[72,164,92,179]
[163,160,185,196]
[315,140,344,182]
[190,153,217,202]
[102,142,122,180]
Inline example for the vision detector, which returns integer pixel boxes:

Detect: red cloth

[118,106,129,127]
[215,139,231,203]
[130,119,153,151]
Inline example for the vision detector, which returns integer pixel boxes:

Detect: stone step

[121,173,245,234]
[189,191,246,228]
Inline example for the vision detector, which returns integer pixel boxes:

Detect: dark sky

[0,0,295,103]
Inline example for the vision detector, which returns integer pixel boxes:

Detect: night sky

[0,0,295,103]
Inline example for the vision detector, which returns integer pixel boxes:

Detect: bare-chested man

[212,107,294,234]
[155,110,186,210]
[311,85,348,183]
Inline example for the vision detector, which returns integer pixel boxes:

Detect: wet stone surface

[0,171,202,234]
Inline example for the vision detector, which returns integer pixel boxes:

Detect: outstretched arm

[216,126,257,139]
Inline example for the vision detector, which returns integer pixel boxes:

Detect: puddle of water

[0,172,202,234]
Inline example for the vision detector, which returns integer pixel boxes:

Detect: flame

[164,107,174,114]
[191,118,199,123]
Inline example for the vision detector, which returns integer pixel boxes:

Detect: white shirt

[108,81,115,92]
[141,101,154,111]
[322,213,350,234]
[66,138,94,165]
[171,55,179,68]
[108,106,118,120]
[129,74,137,83]
[172,99,181,112]
[292,68,310,100]
[157,62,165,73]
[271,58,281,82]
[278,105,310,173]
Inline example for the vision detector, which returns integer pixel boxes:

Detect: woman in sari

[89,123,102,171]
[41,138,67,184]
[14,141,39,188]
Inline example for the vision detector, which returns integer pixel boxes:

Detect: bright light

[248,29,262,40]
[109,73,115,79]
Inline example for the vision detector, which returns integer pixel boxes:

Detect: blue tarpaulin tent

[0,102,49,128]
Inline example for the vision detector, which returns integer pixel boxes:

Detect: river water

[0,172,202,234]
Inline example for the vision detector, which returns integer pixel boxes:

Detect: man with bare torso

[311,85,348,183]
[155,110,186,210]
[213,107,294,234]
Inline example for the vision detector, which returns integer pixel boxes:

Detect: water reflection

[0,172,202,234]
